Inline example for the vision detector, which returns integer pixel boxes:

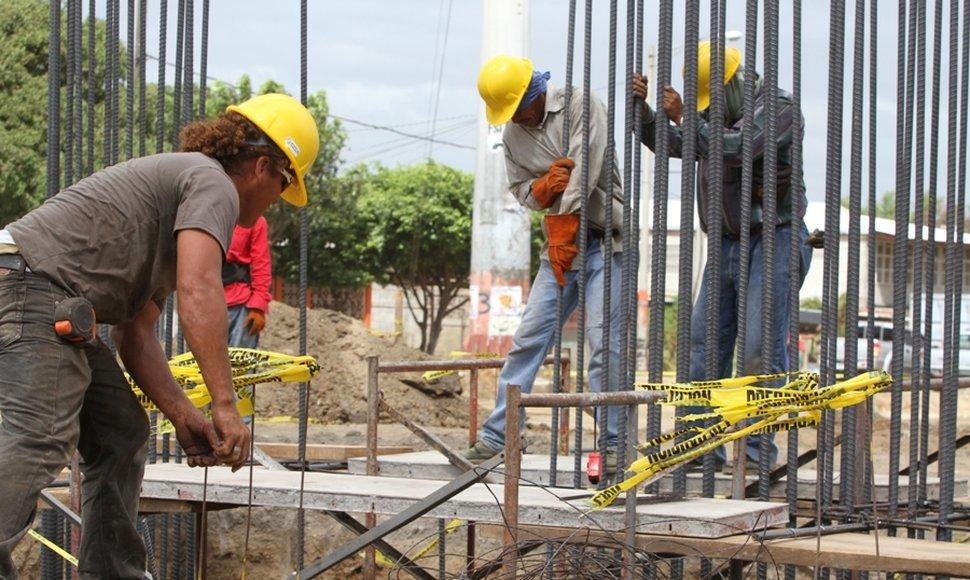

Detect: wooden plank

[152,440,412,461]
[245,442,413,461]
[477,524,970,577]
[140,464,787,538]
[347,451,968,501]
[40,487,201,514]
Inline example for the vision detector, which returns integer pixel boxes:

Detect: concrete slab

[347,451,967,501]
[141,464,787,538]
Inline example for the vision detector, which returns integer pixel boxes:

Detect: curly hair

[179,112,289,175]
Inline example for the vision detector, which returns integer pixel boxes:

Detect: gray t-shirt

[7,152,239,324]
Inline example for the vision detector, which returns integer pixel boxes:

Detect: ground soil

[255,301,468,428]
[10,309,970,578]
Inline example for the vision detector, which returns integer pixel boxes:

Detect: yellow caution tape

[27,529,78,567]
[589,371,891,510]
[131,348,320,429]
[449,351,501,359]
[373,518,463,567]
[422,369,458,382]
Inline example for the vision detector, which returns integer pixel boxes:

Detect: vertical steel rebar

[907,0,928,539]
[138,0,147,158]
[558,0,579,490]
[787,7,804,575]
[919,0,944,528]
[126,0,135,160]
[889,0,915,532]
[733,0,759,505]
[87,0,96,175]
[170,0,184,149]
[66,0,76,188]
[819,0,847,536]
[702,0,726,506]
[759,0,780,510]
[156,2,171,572]
[198,0,209,118]
[572,0,593,497]
[41,1,61,577]
[839,0,867,519]
[598,0,618,490]
[648,0,673,484]
[296,0,310,568]
[937,0,966,542]
[182,0,193,127]
[672,0,700,504]
[861,0,878,529]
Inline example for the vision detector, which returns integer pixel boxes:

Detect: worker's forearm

[178,279,235,408]
[114,325,198,424]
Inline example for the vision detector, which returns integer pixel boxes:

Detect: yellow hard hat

[227,93,320,207]
[694,41,742,111]
[477,55,534,125]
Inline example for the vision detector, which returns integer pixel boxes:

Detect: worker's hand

[531,158,575,209]
[544,213,581,286]
[244,309,266,336]
[662,86,684,126]
[173,410,220,468]
[632,73,649,102]
[211,403,252,471]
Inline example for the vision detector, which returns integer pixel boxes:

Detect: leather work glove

[531,158,576,209]
[544,213,581,287]
[245,309,266,335]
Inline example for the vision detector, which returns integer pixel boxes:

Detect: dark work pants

[0,271,149,579]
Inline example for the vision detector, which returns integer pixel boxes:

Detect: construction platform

[139,463,788,537]
[348,451,969,501]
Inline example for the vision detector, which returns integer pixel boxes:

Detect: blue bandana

[517,70,551,112]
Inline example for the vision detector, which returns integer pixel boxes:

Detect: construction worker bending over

[224,216,273,349]
[0,94,318,579]
[634,42,813,471]
[464,55,624,472]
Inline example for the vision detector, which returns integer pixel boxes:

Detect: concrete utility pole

[465,0,531,354]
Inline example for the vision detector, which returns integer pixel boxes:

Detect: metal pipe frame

[501,385,664,577]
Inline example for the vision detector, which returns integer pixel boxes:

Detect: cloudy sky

[133,0,956,203]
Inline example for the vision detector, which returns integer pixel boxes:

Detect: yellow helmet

[477,55,534,125]
[227,93,320,207]
[694,41,742,111]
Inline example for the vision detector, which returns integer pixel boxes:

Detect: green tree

[359,161,473,354]
[800,296,823,310]
[0,0,118,226]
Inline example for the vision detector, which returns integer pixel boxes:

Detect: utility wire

[427,0,454,157]
[145,53,474,151]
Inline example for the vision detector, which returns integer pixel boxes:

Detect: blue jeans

[0,272,150,578]
[688,225,813,466]
[480,241,623,452]
[227,304,259,348]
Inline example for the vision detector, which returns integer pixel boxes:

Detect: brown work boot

[462,440,499,463]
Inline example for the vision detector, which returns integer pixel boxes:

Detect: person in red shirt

[223,216,272,348]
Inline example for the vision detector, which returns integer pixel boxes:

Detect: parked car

[884,332,970,377]
[835,324,890,370]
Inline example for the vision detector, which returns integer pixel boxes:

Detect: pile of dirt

[255,301,468,428]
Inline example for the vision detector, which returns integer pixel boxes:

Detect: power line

[428,0,454,157]
[335,116,475,150]
[146,52,474,152]
[344,113,474,133]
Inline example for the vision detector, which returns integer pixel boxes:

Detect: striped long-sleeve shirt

[640,81,806,237]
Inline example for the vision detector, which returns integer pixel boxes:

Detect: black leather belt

[0,254,29,273]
